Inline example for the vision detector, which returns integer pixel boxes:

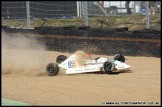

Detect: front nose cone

[125,64,131,69]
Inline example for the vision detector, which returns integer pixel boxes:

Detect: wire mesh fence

[1,1,78,19]
[2,1,26,19]
[1,1,161,28]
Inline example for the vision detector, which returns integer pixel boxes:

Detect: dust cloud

[74,50,86,67]
[1,32,96,76]
[2,31,48,76]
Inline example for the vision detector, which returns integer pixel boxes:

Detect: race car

[46,51,131,76]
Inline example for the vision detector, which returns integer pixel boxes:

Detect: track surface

[2,50,161,106]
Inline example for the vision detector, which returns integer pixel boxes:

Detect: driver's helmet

[86,53,92,60]
[114,53,125,62]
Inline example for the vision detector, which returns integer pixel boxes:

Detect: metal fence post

[82,1,89,26]
[26,1,30,29]
[77,1,80,18]
[133,1,136,15]
[79,1,82,18]
[160,1,161,31]
[146,1,150,29]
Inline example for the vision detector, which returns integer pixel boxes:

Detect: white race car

[46,51,131,76]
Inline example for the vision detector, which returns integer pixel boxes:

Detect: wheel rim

[47,65,56,73]
[104,62,112,71]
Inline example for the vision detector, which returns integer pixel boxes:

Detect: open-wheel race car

[46,51,131,76]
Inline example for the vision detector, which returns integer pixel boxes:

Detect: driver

[86,53,92,60]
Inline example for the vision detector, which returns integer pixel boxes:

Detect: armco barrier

[2,26,160,57]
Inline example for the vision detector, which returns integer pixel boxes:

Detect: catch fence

[2,1,161,28]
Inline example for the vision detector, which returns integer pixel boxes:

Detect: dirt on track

[2,49,161,106]
[1,32,161,106]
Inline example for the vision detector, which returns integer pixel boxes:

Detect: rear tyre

[103,60,115,74]
[46,63,59,76]
[56,55,67,64]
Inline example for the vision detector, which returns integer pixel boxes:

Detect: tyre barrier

[113,27,128,32]
[2,26,35,33]
[2,25,160,39]
[37,36,160,57]
[35,28,160,39]
[2,26,160,57]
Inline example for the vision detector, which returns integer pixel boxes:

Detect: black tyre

[46,63,59,76]
[103,60,115,74]
[56,55,67,64]
[113,54,125,62]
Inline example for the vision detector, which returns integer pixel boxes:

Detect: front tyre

[103,60,115,74]
[46,63,59,76]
